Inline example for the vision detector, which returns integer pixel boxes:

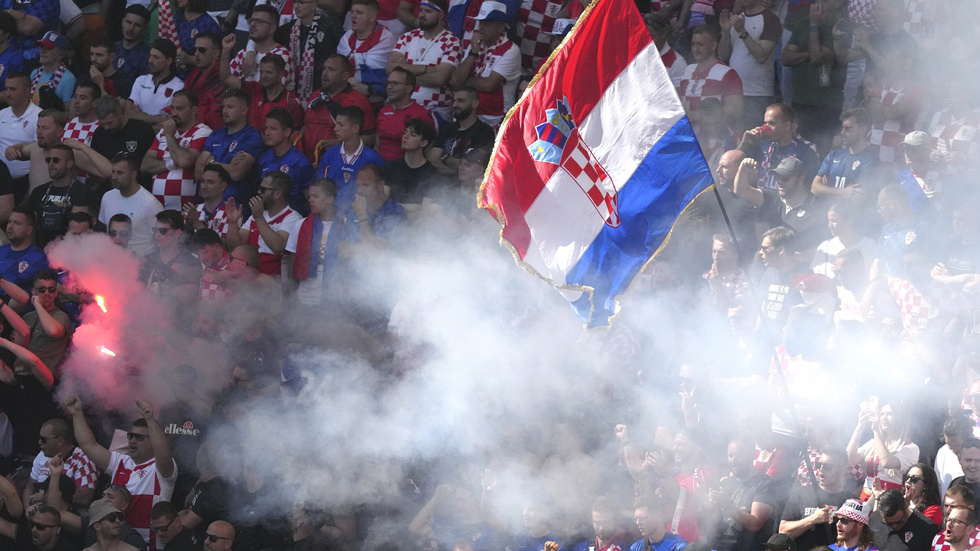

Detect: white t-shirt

[810,236,876,278]
[99,187,165,256]
[129,74,185,117]
[0,103,42,178]
[936,444,965,497]
[727,10,780,97]
[858,439,919,487]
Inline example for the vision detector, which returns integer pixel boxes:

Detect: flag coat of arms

[478,0,714,327]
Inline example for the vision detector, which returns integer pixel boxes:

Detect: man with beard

[374,67,433,161]
[710,436,774,551]
[0,207,48,295]
[143,90,212,210]
[733,156,829,258]
[301,55,377,160]
[571,497,629,551]
[25,143,96,247]
[128,39,184,125]
[97,154,164,256]
[183,34,224,130]
[62,82,101,185]
[65,95,156,195]
[68,398,178,551]
[89,39,134,98]
[275,0,344,105]
[779,450,855,551]
[85,499,141,551]
[830,499,875,551]
[113,5,151,85]
[225,170,303,279]
[194,88,263,199]
[387,0,461,125]
[928,505,977,551]
[869,489,938,551]
[427,86,494,176]
[4,108,67,194]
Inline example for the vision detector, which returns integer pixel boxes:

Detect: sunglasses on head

[34,286,57,294]
[206,534,231,542]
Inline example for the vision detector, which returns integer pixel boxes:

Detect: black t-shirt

[759,191,830,251]
[26,180,97,247]
[163,528,204,551]
[780,486,852,551]
[382,159,447,204]
[868,508,939,551]
[759,265,808,329]
[13,521,82,551]
[715,473,775,551]
[435,120,496,159]
[950,476,980,511]
[187,477,231,528]
[90,118,156,165]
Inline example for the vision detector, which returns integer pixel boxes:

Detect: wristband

[738,31,749,39]
[469,50,480,58]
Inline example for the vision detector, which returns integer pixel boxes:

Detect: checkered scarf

[158,0,180,50]
[31,62,67,97]
[290,14,321,105]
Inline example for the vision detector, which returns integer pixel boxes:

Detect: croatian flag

[479,0,714,327]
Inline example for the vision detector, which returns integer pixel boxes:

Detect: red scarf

[31,63,67,97]
[347,25,385,60]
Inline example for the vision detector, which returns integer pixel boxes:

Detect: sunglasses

[38,435,58,443]
[206,534,231,542]
[44,157,66,164]
[194,46,209,53]
[101,512,125,523]
[836,518,853,525]
[32,522,58,530]
[150,517,175,532]
[34,286,57,294]
[126,432,148,442]
[905,475,922,484]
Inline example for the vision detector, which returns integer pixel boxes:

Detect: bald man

[203,521,234,551]
[712,149,756,264]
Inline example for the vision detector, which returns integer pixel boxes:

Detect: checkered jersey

[62,118,99,145]
[930,108,980,166]
[107,451,176,551]
[230,45,294,88]
[200,250,230,301]
[195,202,231,239]
[516,0,564,71]
[903,0,942,50]
[150,123,213,210]
[886,275,935,335]
[868,83,918,164]
[678,61,743,112]
[393,29,462,111]
[30,447,99,489]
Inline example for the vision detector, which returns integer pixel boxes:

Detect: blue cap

[37,30,69,50]
[474,1,510,22]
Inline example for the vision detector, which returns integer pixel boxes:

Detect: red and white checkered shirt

[393,28,462,112]
[679,61,743,112]
[200,250,231,301]
[516,0,565,71]
[868,82,921,164]
[63,118,100,182]
[230,45,294,89]
[932,525,980,551]
[930,108,980,168]
[151,123,213,210]
[107,451,176,551]
[31,447,99,489]
[903,0,942,51]
[62,118,99,145]
[195,202,231,239]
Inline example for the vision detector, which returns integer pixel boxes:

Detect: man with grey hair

[64,95,155,193]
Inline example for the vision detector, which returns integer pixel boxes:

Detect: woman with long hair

[847,399,920,499]
[904,463,943,525]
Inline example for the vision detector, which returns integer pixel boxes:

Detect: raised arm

[64,395,111,471]
[136,400,176,478]
[220,34,244,89]
[732,157,764,208]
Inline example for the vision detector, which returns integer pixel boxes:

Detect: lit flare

[95,295,107,313]
[99,346,116,357]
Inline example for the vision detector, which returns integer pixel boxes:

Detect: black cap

[761,534,797,551]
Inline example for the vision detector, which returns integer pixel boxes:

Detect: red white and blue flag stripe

[479,0,714,327]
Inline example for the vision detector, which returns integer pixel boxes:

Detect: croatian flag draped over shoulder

[478,0,714,327]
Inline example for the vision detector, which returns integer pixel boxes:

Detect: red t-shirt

[375,101,434,161]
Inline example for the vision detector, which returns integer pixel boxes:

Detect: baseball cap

[771,156,805,178]
[37,30,69,50]
[0,12,16,35]
[761,533,797,551]
[474,1,510,22]
[836,498,872,526]
[88,499,123,527]
[544,18,576,37]
[901,130,930,148]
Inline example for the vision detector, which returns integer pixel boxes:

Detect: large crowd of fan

[0,0,976,550]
